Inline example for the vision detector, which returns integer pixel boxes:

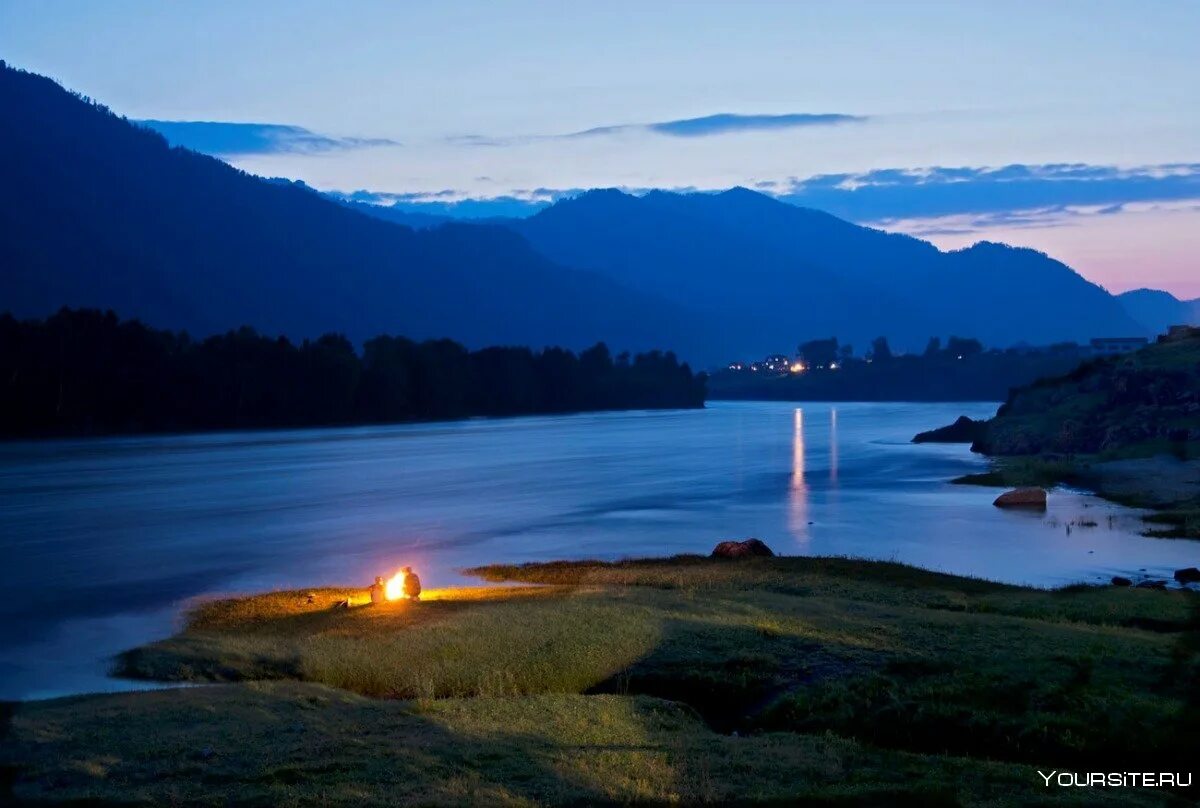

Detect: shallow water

[1,401,1196,700]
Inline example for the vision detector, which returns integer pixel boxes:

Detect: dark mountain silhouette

[1118,288,1200,334]
[0,63,709,357]
[501,188,1146,357]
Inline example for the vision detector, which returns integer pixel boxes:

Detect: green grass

[951,456,1080,489]
[6,556,1199,805]
[8,682,1164,807]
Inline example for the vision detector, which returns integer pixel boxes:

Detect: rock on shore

[711,539,775,559]
[993,488,1047,509]
[912,416,984,444]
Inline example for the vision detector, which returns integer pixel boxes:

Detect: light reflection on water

[1,400,1197,700]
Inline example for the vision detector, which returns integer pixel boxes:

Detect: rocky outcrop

[711,539,775,559]
[993,487,1047,509]
[970,332,1200,457]
[1174,567,1200,584]
[1111,576,1133,587]
[913,416,983,444]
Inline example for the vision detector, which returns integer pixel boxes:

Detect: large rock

[993,487,1048,509]
[1174,567,1200,584]
[913,416,984,444]
[711,539,775,559]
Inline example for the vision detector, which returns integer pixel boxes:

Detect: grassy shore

[5,556,1198,805]
[953,455,1200,538]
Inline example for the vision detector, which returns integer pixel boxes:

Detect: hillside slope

[974,329,1200,457]
[0,64,707,357]
[502,188,1145,357]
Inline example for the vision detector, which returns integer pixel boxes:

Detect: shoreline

[952,453,1200,539]
[6,554,1196,805]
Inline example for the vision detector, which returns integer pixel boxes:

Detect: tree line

[715,334,1090,402]
[0,309,707,437]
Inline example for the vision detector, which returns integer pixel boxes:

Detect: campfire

[370,566,422,603]
[384,569,409,600]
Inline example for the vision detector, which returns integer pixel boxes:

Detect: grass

[7,682,1159,807]
[6,556,1199,805]
[952,454,1200,539]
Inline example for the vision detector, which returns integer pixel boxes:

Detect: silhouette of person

[369,575,386,604]
[402,566,421,601]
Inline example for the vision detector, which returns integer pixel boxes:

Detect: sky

[2,0,1198,296]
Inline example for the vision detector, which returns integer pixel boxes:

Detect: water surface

[2,401,1196,700]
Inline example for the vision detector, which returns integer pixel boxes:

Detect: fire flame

[384,569,408,601]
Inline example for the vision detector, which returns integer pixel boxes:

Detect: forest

[0,309,707,437]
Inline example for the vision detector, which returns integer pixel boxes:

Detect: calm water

[2,401,1197,700]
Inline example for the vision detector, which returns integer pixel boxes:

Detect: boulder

[711,539,775,559]
[913,416,984,444]
[1111,576,1132,587]
[1135,580,1167,590]
[1173,567,1200,584]
[993,487,1048,509]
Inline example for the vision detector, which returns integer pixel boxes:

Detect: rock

[913,416,983,444]
[1135,580,1167,590]
[1173,567,1200,584]
[993,487,1048,509]
[1111,576,1132,587]
[711,539,775,559]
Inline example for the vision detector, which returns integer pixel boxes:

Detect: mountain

[501,188,1146,358]
[0,64,708,357]
[1118,288,1200,335]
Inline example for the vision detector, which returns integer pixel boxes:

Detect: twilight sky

[3,0,1197,296]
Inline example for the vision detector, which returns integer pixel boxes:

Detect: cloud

[328,162,1200,232]
[452,111,864,146]
[571,112,864,138]
[327,188,577,218]
[772,163,1200,222]
[137,120,398,157]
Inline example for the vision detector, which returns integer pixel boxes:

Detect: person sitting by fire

[402,566,421,601]
[369,576,386,604]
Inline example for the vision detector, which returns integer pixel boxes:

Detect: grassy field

[5,556,1198,805]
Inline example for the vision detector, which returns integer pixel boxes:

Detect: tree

[870,336,893,362]
[946,336,983,358]
[799,337,839,367]
[924,337,942,357]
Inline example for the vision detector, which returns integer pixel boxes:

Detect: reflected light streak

[789,408,809,541]
[830,407,839,484]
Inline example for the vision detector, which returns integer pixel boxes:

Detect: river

[1,401,1196,700]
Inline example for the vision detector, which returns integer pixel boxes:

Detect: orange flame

[384,569,408,601]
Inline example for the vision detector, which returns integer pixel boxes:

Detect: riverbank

[953,454,1200,539]
[5,555,1197,805]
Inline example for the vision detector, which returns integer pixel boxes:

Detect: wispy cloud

[570,112,864,138]
[770,163,1200,222]
[138,120,399,157]
[330,188,579,218]
[328,163,1200,231]
[452,111,864,146]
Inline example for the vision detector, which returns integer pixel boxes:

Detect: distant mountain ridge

[0,63,708,357]
[0,62,1156,366]
[497,187,1146,358]
[1117,288,1200,335]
